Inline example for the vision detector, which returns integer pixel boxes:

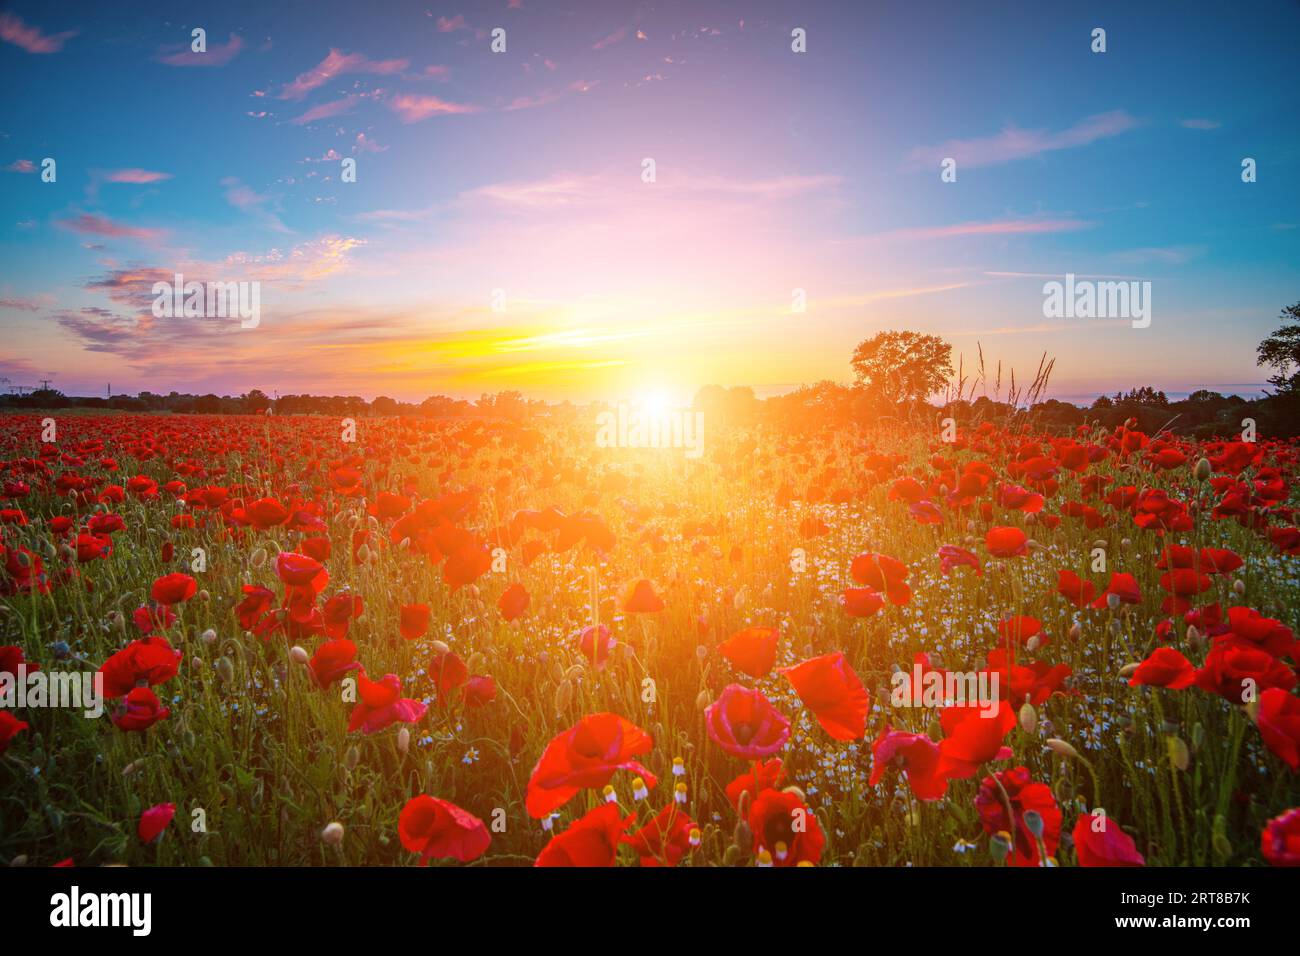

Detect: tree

[850,331,953,405]
[1257,302,1300,393]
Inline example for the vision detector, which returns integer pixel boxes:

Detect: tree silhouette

[1257,302,1300,393]
[850,331,953,404]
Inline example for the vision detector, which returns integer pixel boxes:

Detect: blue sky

[1,0,1298,403]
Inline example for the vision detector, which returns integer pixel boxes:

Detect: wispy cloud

[278,49,409,99]
[221,178,291,233]
[158,33,244,67]
[592,26,628,51]
[1180,118,1221,130]
[874,218,1094,241]
[290,95,360,125]
[388,93,479,123]
[3,159,36,174]
[907,111,1140,169]
[104,168,172,184]
[56,213,165,243]
[0,12,76,54]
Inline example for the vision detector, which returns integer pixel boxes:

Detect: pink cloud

[105,168,172,184]
[878,218,1095,241]
[290,95,360,125]
[4,159,36,174]
[423,64,451,80]
[388,94,478,123]
[906,111,1140,169]
[0,13,76,53]
[437,15,467,33]
[158,33,244,67]
[278,49,409,100]
[56,214,164,242]
[592,26,627,51]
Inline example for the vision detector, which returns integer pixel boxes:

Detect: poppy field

[1,408,1298,868]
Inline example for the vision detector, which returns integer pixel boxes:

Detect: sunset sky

[1,0,1298,405]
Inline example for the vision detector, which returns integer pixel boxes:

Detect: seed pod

[1167,736,1190,771]
[321,822,344,845]
[289,646,310,665]
[201,628,217,645]
[397,727,410,755]
[1046,738,1079,760]
[1118,662,1140,678]
[1018,701,1037,734]
[216,656,235,684]
[1194,457,1212,480]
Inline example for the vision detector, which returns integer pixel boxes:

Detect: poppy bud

[466,652,485,674]
[1191,722,1205,749]
[355,544,371,563]
[1187,625,1204,650]
[696,645,708,662]
[216,656,234,684]
[1212,831,1232,861]
[782,785,807,803]
[345,746,360,770]
[289,645,309,665]
[1046,738,1079,759]
[1118,662,1140,678]
[201,628,217,644]
[1024,512,1036,525]
[1068,623,1081,641]
[990,831,1013,863]
[1023,810,1044,839]
[1167,736,1190,771]
[1194,457,1212,480]
[1018,701,1037,734]
[550,661,565,683]
[250,547,267,568]
[321,822,344,845]
[554,679,573,714]
[733,819,752,849]
[197,589,210,602]
[397,727,410,755]
[1025,636,1040,653]
[1233,579,1245,596]
[1120,537,1131,549]
[431,640,451,656]
[9,855,27,867]
[1106,593,1121,611]
[696,689,711,712]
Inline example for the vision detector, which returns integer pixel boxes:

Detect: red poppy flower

[138,803,176,843]
[938,545,983,577]
[937,701,1016,779]
[235,584,277,632]
[985,526,1028,558]
[534,802,636,866]
[0,710,28,754]
[869,725,947,800]
[725,758,785,809]
[1261,808,1300,866]
[850,553,912,605]
[0,645,36,677]
[841,586,885,617]
[622,803,698,867]
[1258,688,1300,771]
[525,713,657,818]
[998,616,1043,648]
[1091,572,1143,609]
[430,648,469,704]
[399,602,430,640]
[719,626,780,678]
[98,636,182,699]
[398,795,490,864]
[1056,569,1097,609]
[321,593,363,640]
[621,579,664,613]
[150,572,197,606]
[1226,607,1298,659]
[464,674,497,708]
[578,624,615,668]
[110,687,171,732]
[1195,637,1297,703]
[1129,647,1197,689]
[275,552,328,592]
[347,671,428,734]
[974,766,1061,866]
[497,583,530,622]
[243,497,289,529]
[748,788,825,866]
[780,652,869,741]
[704,684,791,761]
[1071,811,1145,866]
[307,638,361,689]
[443,538,493,591]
